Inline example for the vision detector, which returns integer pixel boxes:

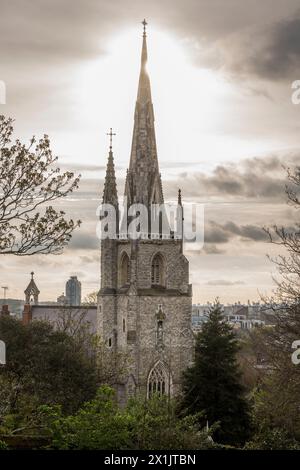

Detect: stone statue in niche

[156,304,166,350]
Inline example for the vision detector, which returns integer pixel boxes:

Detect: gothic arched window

[151,253,165,286]
[120,253,130,286]
[147,361,170,398]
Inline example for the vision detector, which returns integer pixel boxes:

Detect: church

[98,21,194,404]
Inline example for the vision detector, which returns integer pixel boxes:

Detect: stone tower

[98,21,194,403]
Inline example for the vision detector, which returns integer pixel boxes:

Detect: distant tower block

[24,272,40,304]
[65,276,81,306]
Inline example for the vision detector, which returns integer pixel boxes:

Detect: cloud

[222,222,269,242]
[59,163,107,173]
[68,231,99,251]
[0,0,114,64]
[164,152,300,201]
[201,244,225,255]
[206,280,245,286]
[205,221,269,245]
[2,0,300,304]
[205,224,231,244]
[79,255,99,264]
[221,13,300,81]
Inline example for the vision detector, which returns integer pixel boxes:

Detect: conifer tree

[182,301,251,446]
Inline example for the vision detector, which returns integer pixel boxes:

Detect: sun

[70,26,234,176]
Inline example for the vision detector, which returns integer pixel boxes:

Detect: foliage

[37,386,216,450]
[126,393,215,450]
[38,387,131,449]
[181,301,252,446]
[245,419,300,450]
[0,115,80,255]
[0,315,98,417]
[0,439,7,449]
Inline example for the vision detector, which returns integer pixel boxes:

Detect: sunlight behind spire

[70,26,272,179]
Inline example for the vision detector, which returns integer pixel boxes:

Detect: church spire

[178,188,182,206]
[24,271,40,304]
[137,19,151,104]
[102,128,118,208]
[125,21,163,207]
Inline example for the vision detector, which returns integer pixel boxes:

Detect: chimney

[22,304,32,325]
[1,304,9,316]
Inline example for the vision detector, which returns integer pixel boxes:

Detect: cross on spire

[142,19,147,37]
[106,128,116,151]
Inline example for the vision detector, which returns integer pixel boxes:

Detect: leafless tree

[250,166,300,437]
[54,305,130,387]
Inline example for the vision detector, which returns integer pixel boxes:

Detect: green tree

[0,115,80,255]
[181,301,251,446]
[126,393,215,450]
[37,386,215,450]
[0,316,98,416]
[41,386,132,450]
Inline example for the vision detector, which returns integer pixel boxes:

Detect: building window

[147,361,170,398]
[123,318,126,332]
[120,253,130,286]
[151,253,164,286]
[108,337,112,347]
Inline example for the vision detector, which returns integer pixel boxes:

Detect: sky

[1,0,300,303]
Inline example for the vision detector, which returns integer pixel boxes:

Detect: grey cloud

[221,14,300,81]
[68,231,99,251]
[201,159,285,199]
[222,222,269,242]
[205,221,269,245]
[79,255,98,264]
[1,0,299,68]
[0,0,113,63]
[244,86,274,101]
[206,280,245,286]
[205,224,231,244]
[201,244,225,255]
[164,152,300,201]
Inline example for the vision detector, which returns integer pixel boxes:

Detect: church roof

[125,21,164,207]
[24,272,40,295]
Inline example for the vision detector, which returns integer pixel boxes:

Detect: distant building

[57,293,68,305]
[192,302,276,333]
[22,304,97,334]
[191,304,211,333]
[0,299,24,317]
[65,276,81,306]
[21,275,95,334]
